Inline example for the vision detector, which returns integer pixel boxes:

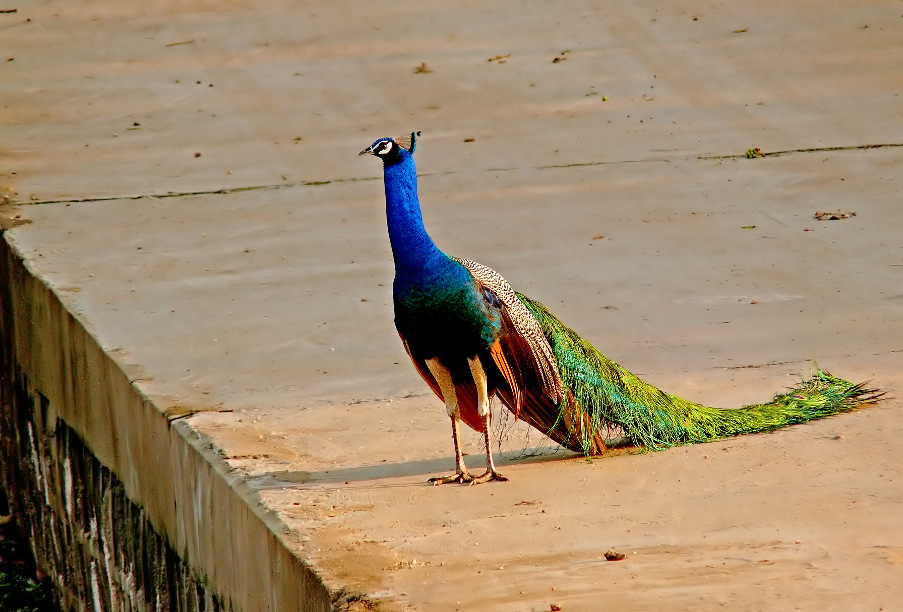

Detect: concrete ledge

[0,236,333,611]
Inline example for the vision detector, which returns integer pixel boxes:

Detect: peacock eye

[376,141,395,156]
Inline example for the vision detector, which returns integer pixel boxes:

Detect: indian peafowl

[359,131,882,485]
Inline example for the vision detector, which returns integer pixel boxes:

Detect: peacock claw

[429,471,474,485]
[468,471,508,486]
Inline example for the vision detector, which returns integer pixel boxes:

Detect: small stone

[604,548,626,561]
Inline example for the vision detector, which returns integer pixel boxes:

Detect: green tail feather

[517,294,882,455]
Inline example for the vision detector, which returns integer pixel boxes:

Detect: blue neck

[383,150,445,273]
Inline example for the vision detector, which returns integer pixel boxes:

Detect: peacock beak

[358,145,376,156]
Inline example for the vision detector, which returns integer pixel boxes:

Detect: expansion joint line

[699,142,903,161]
[9,142,903,207]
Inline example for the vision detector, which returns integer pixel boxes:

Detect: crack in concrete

[16,176,381,207]
[718,348,903,373]
[539,157,672,169]
[699,142,903,161]
[721,359,802,371]
[10,142,903,207]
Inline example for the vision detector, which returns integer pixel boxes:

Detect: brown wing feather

[453,258,607,454]
[489,340,521,415]
[453,257,564,403]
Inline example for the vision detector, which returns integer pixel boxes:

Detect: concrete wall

[0,233,333,611]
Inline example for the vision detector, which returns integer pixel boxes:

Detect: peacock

[359,131,882,485]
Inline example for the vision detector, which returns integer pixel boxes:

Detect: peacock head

[359,131,420,162]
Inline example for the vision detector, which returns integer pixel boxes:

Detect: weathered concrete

[1,0,902,610]
[0,239,331,610]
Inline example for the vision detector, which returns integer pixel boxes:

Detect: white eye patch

[376,141,395,156]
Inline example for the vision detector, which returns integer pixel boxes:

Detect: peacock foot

[468,470,508,486]
[428,470,474,485]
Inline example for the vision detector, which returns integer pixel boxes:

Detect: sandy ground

[3,1,902,610]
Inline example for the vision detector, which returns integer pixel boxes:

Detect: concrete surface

[2,0,902,610]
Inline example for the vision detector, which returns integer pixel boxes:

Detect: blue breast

[394,255,501,360]
[382,148,501,360]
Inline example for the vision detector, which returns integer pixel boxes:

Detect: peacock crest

[359,131,421,158]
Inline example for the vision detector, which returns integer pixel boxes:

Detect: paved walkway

[3,1,902,609]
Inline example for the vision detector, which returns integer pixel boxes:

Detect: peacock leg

[425,357,474,485]
[467,356,508,485]
[428,417,475,485]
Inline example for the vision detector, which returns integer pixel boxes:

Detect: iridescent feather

[517,293,883,455]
